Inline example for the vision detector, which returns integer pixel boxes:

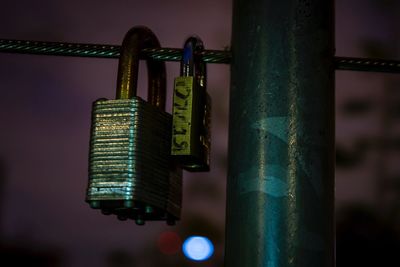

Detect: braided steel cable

[1,39,400,73]
[0,39,230,63]
[335,57,400,73]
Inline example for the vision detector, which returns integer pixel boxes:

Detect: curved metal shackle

[181,36,207,86]
[116,26,166,110]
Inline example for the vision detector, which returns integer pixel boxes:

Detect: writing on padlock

[171,37,211,172]
[86,26,182,226]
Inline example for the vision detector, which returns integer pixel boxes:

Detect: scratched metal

[86,98,182,220]
[225,0,335,266]
[85,27,182,225]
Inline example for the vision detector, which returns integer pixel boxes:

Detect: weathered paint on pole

[225,0,335,266]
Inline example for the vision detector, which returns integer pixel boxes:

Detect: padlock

[171,36,211,172]
[86,26,182,225]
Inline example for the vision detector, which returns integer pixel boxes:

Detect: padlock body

[86,98,182,221]
[171,76,211,171]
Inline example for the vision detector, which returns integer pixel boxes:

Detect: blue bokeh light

[182,236,214,261]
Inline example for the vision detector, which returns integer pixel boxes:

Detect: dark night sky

[0,1,231,266]
[0,0,399,266]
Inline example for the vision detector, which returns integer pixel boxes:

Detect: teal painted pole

[225,0,335,266]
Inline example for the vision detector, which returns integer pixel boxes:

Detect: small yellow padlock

[171,36,211,172]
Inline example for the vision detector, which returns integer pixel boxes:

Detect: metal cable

[0,39,231,64]
[1,39,400,73]
[335,56,400,73]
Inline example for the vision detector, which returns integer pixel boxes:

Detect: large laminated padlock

[86,26,182,225]
[171,36,211,172]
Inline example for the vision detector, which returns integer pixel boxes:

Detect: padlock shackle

[181,36,207,88]
[116,26,166,110]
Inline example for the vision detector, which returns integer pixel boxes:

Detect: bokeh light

[182,236,214,261]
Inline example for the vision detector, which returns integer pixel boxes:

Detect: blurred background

[0,0,399,266]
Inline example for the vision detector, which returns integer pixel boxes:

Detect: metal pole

[225,0,335,266]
